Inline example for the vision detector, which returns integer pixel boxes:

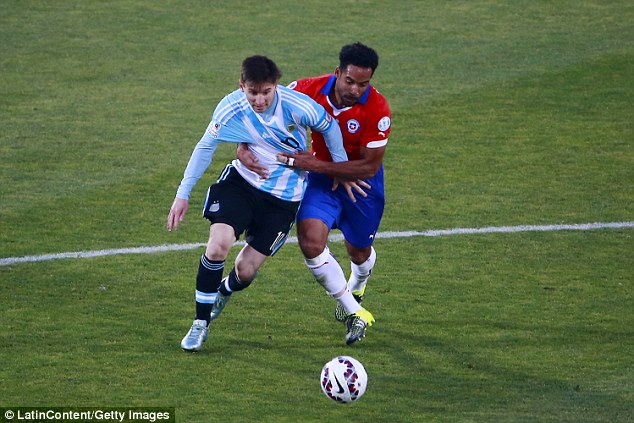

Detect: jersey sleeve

[319,118,347,162]
[175,91,252,200]
[175,126,220,200]
[294,91,347,162]
[287,78,309,95]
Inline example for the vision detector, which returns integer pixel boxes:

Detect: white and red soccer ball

[320,356,368,403]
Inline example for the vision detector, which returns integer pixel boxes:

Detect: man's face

[241,81,277,113]
[333,64,373,107]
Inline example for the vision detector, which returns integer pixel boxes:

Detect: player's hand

[333,179,371,203]
[167,197,189,232]
[276,150,319,170]
[237,143,269,179]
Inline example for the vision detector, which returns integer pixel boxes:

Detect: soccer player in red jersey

[239,42,391,345]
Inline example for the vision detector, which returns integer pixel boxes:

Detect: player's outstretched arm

[167,197,189,232]
[277,146,385,180]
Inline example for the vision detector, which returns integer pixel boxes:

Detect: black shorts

[203,164,300,256]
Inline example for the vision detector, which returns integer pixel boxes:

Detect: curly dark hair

[339,42,379,74]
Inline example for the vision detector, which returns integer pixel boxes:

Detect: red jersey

[289,74,391,161]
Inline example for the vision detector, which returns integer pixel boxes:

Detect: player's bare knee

[298,233,326,259]
[299,241,325,260]
[348,249,370,264]
[298,219,328,259]
[345,241,373,265]
[205,241,232,261]
[234,264,257,281]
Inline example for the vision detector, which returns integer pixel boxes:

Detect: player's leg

[234,244,268,282]
[210,185,301,321]
[340,169,384,301]
[301,231,374,346]
[299,218,361,314]
[298,174,351,305]
[181,222,236,352]
[211,244,268,320]
[339,243,378,346]
[345,242,376,299]
[298,174,374,344]
[333,243,375,322]
[331,176,383,343]
[182,165,251,352]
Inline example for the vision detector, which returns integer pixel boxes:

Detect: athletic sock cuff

[304,246,331,268]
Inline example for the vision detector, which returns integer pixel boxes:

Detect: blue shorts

[297,166,385,248]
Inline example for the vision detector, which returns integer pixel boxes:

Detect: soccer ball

[320,356,368,403]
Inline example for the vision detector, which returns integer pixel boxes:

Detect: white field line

[1,221,633,267]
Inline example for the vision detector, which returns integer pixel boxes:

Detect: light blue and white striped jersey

[175,84,346,202]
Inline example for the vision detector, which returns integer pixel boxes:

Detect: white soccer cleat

[180,319,208,352]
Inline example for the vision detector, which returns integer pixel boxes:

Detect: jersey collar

[321,74,371,105]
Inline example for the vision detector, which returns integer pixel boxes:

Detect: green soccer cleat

[334,293,364,323]
[345,308,375,346]
[181,319,208,352]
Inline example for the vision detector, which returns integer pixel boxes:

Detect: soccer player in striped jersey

[167,55,351,352]
[238,43,391,345]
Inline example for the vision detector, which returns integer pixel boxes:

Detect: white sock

[305,246,362,314]
[336,289,363,314]
[349,246,376,296]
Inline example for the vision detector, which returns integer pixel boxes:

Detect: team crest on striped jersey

[208,120,221,138]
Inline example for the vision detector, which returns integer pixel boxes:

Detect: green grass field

[1,1,633,422]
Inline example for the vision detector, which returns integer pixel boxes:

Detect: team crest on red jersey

[346,119,360,133]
